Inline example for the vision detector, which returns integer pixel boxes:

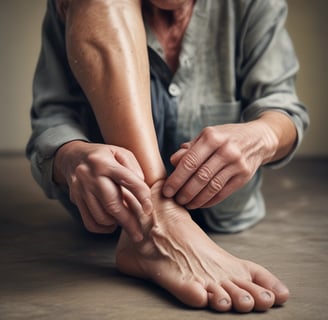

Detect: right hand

[54,141,153,242]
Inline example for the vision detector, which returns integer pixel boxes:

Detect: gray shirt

[26,0,309,232]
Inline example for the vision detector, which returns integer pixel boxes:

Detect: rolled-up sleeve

[237,0,309,168]
[26,0,93,199]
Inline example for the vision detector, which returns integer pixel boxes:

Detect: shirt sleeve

[26,0,97,199]
[237,0,310,168]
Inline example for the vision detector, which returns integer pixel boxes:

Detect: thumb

[170,143,191,167]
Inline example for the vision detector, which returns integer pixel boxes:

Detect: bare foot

[116,181,289,313]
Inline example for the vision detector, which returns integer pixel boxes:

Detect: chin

[148,0,191,10]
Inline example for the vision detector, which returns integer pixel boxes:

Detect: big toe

[165,279,208,309]
[247,260,290,306]
[271,281,290,305]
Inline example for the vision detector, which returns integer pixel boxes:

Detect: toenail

[242,295,252,302]
[261,291,272,300]
[218,298,230,306]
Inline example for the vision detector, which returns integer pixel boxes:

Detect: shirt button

[180,54,191,68]
[168,83,181,97]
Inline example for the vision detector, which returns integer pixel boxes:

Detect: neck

[143,0,195,72]
[144,1,195,27]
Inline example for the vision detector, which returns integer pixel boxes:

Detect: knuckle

[103,200,122,216]
[74,163,88,178]
[235,157,252,177]
[182,150,199,172]
[85,151,102,165]
[112,146,135,162]
[231,148,242,162]
[86,150,114,173]
[196,165,213,183]
[202,126,215,138]
[202,126,220,146]
[209,175,225,193]
[222,144,241,161]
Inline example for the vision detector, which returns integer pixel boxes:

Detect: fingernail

[163,186,174,197]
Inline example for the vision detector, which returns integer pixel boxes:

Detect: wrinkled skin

[52,0,294,312]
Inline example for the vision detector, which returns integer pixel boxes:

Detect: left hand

[162,121,277,209]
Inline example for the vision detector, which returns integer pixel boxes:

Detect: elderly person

[27,0,309,313]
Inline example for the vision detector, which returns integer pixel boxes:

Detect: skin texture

[54,141,153,242]
[117,181,290,312]
[143,0,195,71]
[53,0,293,312]
[163,112,297,208]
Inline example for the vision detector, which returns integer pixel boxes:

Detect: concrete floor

[0,155,327,320]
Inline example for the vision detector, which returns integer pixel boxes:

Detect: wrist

[242,119,277,167]
[53,140,87,185]
[252,111,297,164]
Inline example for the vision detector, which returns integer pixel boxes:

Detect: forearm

[63,0,166,185]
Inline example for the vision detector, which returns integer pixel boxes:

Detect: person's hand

[163,120,279,209]
[54,141,153,242]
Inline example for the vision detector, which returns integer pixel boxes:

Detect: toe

[207,284,232,312]
[168,280,208,308]
[234,279,275,311]
[271,281,290,305]
[246,260,290,306]
[222,280,255,313]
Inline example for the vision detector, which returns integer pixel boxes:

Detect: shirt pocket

[200,101,241,127]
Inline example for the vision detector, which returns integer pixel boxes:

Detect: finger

[163,139,213,198]
[175,151,227,205]
[77,197,118,234]
[170,141,192,167]
[112,146,145,180]
[122,187,153,232]
[105,164,153,215]
[185,165,235,209]
[97,177,144,242]
[170,148,188,167]
[83,190,118,226]
[200,175,246,208]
